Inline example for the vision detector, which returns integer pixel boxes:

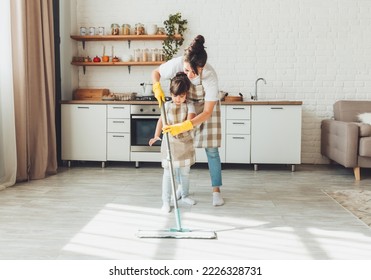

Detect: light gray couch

[321,100,371,180]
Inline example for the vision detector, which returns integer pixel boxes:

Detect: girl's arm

[149,117,163,146]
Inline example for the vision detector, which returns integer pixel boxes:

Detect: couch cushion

[359,136,371,157]
[357,123,371,137]
[334,100,371,122]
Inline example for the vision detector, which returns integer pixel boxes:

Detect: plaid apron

[188,75,221,148]
[161,102,195,168]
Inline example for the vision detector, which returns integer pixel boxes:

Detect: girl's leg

[178,166,196,205]
[205,147,224,206]
[161,168,172,212]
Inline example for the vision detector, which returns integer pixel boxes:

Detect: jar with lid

[111,23,120,35]
[142,48,149,62]
[121,24,131,35]
[157,49,164,61]
[134,49,142,62]
[151,48,158,62]
[135,23,145,35]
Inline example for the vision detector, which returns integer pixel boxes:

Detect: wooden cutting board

[73,88,109,100]
[224,95,243,102]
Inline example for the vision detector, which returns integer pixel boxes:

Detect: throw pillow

[358,113,371,125]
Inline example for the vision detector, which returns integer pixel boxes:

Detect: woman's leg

[205,147,224,206]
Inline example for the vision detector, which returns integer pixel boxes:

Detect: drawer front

[226,120,250,134]
[108,105,130,118]
[226,105,250,120]
[107,118,130,132]
[225,134,250,163]
[107,133,130,161]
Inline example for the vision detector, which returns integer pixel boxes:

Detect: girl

[149,72,196,213]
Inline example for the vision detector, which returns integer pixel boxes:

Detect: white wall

[60,0,371,164]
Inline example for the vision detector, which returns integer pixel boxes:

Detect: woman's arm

[152,67,161,84]
[189,101,216,126]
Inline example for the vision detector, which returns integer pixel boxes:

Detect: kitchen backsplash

[60,0,371,164]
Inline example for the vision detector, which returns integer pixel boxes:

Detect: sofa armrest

[321,119,359,167]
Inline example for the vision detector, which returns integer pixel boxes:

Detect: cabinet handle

[270,107,283,110]
[113,121,125,123]
[77,106,90,109]
[232,136,245,139]
[232,122,245,125]
[112,107,126,109]
[232,107,245,110]
[113,135,125,138]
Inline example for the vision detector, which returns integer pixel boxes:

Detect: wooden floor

[1,162,371,260]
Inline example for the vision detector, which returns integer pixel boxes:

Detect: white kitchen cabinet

[251,105,302,170]
[61,104,107,166]
[225,105,251,163]
[195,105,226,163]
[106,105,130,161]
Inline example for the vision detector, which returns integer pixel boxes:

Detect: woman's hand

[162,120,194,136]
[152,82,165,108]
[149,137,161,146]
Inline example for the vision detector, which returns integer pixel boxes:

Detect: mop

[136,102,217,239]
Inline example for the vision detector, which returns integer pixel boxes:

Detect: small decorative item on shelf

[84,56,91,62]
[163,12,187,60]
[93,55,101,63]
[112,56,120,62]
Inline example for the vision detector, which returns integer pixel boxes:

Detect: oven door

[130,115,161,152]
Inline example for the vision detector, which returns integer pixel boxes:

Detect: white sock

[182,196,196,205]
[213,192,224,206]
[161,202,171,213]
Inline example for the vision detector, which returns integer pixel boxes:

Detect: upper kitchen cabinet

[250,103,302,171]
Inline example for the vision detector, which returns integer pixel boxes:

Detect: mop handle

[161,103,182,231]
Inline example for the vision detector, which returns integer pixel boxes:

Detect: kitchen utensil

[140,82,153,96]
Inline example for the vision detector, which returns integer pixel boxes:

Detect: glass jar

[142,48,149,62]
[151,48,158,62]
[111,23,120,35]
[121,24,131,35]
[157,49,164,61]
[135,23,145,35]
[134,49,142,62]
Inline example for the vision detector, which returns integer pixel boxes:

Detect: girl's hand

[149,137,161,146]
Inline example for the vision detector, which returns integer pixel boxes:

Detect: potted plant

[162,12,188,61]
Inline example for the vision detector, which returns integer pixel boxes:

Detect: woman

[152,35,224,206]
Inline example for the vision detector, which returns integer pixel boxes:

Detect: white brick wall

[60,0,371,164]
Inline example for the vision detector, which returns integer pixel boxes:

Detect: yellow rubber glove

[152,82,165,108]
[162,120,194,136]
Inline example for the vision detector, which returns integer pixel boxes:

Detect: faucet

[254,78,267,101]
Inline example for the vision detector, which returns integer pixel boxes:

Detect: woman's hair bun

[189,35,205,52]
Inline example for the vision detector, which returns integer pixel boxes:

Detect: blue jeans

[205,147,222,187]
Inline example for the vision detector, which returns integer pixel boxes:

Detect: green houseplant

[162,12,188,61]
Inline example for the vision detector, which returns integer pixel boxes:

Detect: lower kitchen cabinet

[225,105,251,163]
[251,105,302,170]
[61,104,107,165]
[106,105,130,161]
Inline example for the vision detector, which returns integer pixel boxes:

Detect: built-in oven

[130,104,161,152]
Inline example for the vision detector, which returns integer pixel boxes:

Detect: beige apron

[161,102,195,168]
[188,74,221,148]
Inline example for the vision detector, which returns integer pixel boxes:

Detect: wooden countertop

[60,100,303,105]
